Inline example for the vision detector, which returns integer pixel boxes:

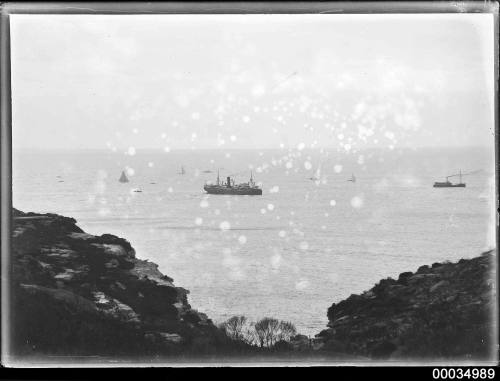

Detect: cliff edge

[9,209,230,359]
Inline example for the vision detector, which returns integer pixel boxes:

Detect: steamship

[204,171,262,195]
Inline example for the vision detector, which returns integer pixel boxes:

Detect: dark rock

[429,280,449,293]
[322,338,349,353]
[398,271,413,282]
[320,252,496,360]
[417,264,430,273]
[9,208,234,359]
[370,340,397,359]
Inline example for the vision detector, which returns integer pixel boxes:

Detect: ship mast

[251,170,257,187]
[217,169,220,185]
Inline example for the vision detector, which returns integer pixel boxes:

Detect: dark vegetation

[219,316,301,350]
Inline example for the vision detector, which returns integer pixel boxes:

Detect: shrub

[220,316,299,350]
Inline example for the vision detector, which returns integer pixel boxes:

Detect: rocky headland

[316,250,496,360]
[8,208,497,362]
[9,208,236,360]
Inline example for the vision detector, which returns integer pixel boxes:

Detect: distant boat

[119,171,129,183]
[347,173,356,183]
[204,170,262,195]
[433,170,466,188]
[178,166,186,175]
[308,166,321,182]
[132,189,142,193]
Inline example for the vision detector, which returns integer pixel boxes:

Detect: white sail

[314,166,321,180]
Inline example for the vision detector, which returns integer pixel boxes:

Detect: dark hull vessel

[433,170,466,188]
[433,182,466,188]
[204,185,262,195]
[204,172,262,195]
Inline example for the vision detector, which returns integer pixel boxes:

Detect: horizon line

[12,145,495,153]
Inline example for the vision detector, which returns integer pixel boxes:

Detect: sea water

[12,147,496,336]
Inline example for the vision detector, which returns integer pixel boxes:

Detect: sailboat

[309,165,321,182]
[347,173,356,183]
[119,170,129,183]
[178,166,186,175]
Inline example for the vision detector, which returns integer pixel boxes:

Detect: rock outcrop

[316,251,497,360]
[9,209,231,359]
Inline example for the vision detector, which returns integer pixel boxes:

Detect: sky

[10,13,495,151]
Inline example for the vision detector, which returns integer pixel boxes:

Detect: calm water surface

[13,147,496,335]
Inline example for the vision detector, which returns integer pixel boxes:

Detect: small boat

[433,170,466,188]
[347,173,356,183]
[308,165,321,181]
[119,170,129,183]
[132,189,142,193]
[204,170,262,195]
[178,166,186,175]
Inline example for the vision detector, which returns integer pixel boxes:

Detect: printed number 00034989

[432,368,495,379]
